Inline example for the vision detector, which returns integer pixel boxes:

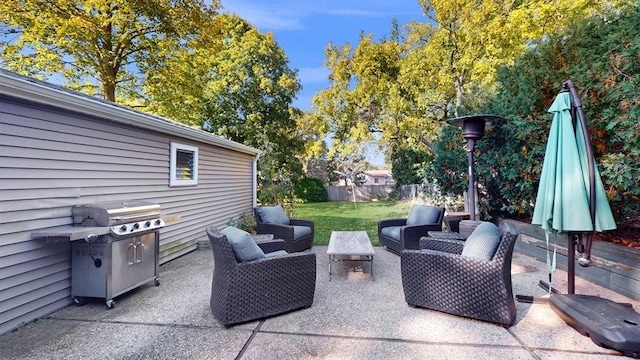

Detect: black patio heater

[446,115,504,221]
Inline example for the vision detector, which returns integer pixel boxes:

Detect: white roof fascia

[0,70,260,156]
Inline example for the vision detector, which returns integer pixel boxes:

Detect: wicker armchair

[206,226,316,327]
[378,205,445,254]
[400,222,518,326]
[254,205,314,253]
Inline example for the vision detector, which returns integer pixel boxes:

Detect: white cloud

[222,0,307,30]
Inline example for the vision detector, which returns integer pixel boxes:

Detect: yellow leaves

[303,140,325,159]
[1,0,221,102]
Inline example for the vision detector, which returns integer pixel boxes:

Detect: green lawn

[293,201,412,246]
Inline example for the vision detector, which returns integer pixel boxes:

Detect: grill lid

[73,200,161,227]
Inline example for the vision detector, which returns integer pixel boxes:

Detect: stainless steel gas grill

[68,201,165,308]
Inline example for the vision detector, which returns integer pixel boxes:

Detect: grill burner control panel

[111,218,165,236]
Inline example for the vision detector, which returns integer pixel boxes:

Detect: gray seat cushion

[257,205,290,225]
[461,222,501,261]
[293,225,312,240]
[221,226,265,262]
[406,205,441,226]
[380,226,402,241]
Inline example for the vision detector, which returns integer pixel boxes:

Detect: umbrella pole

[567,233,577,294]
[564,80,597,266]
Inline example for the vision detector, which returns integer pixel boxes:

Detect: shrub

[227,210,257,233]
[295,177,328,203]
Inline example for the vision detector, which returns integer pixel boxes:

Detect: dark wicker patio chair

[206,226,316,327]
[378,204,445,254]
[400,221,518,326]
[254,205,314,252]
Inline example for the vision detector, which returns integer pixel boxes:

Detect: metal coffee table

[327,231,375,281]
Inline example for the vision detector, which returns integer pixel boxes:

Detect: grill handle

[137,241,144,263]
[111,211,161,224]
[127,243,136,266]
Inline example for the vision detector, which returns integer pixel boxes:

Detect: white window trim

[170,142,199,187]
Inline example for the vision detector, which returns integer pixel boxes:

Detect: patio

[0,242,636,359]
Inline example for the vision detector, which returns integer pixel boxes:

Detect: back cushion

[257,205,290,225]
[461,222,501,261]
[406,205,442,226]
[221,226,265,262]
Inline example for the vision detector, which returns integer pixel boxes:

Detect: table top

[327,231,375,256]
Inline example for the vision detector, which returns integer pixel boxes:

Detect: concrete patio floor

[0,243,638,359]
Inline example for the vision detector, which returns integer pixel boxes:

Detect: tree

[313,27,441,175]
[150,14,304,202]
[0,0,220,102]
[391,145,432,187]
[329,147,368,191]
[416,0,610,116]
[436,3,639,222]
[428,125,467,197]
[296,110,330,175]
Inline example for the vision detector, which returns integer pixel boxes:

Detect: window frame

[169,142,199,187]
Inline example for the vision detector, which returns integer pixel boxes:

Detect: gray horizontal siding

[0,95,256,335]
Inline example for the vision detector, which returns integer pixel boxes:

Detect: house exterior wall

[0,73,259,335]
[362,170,393,186]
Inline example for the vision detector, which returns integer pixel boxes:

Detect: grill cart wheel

[106,300,115,309]
[72,296,85,306]
[155,278,160,286]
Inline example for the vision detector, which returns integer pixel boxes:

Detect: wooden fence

[325,184,422,201]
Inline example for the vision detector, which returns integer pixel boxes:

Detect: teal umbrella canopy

[532,92,616,233]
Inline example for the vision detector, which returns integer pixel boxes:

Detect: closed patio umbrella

[529,81,640,357]
[531,80,616,294]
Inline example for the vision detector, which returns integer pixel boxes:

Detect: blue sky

[220,0,425,112]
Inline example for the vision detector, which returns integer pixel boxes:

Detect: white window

[170,142,198,187]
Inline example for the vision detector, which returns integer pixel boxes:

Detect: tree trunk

[454,74,465,117]
[104,78,116,102]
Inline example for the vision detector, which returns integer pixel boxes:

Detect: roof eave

[0,71,260,156]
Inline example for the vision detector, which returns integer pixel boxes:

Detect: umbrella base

[550,294,640,358]
[515,280,559,304]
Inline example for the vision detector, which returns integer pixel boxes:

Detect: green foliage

[0,0,220,102]
[226,210,256,233]
[428,126,467,197]
[566,5,640,222]
[257,141,300,210]
[474,119,544,219]
[196,15,304,196]
[295,178,328,203]
[310,0,609,193]
[456,4,640,222]
[391,145,432,186]
[416,0,607,116]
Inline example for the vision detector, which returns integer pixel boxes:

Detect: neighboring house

[0,70,260,335]
[362,169,394,186]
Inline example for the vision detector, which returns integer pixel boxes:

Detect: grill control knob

[155,219,162,226]
[145,221,151,227]
[132,223,140,230]
[120,225,127,232]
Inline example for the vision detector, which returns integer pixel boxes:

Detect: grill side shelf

[31,225,110,241]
